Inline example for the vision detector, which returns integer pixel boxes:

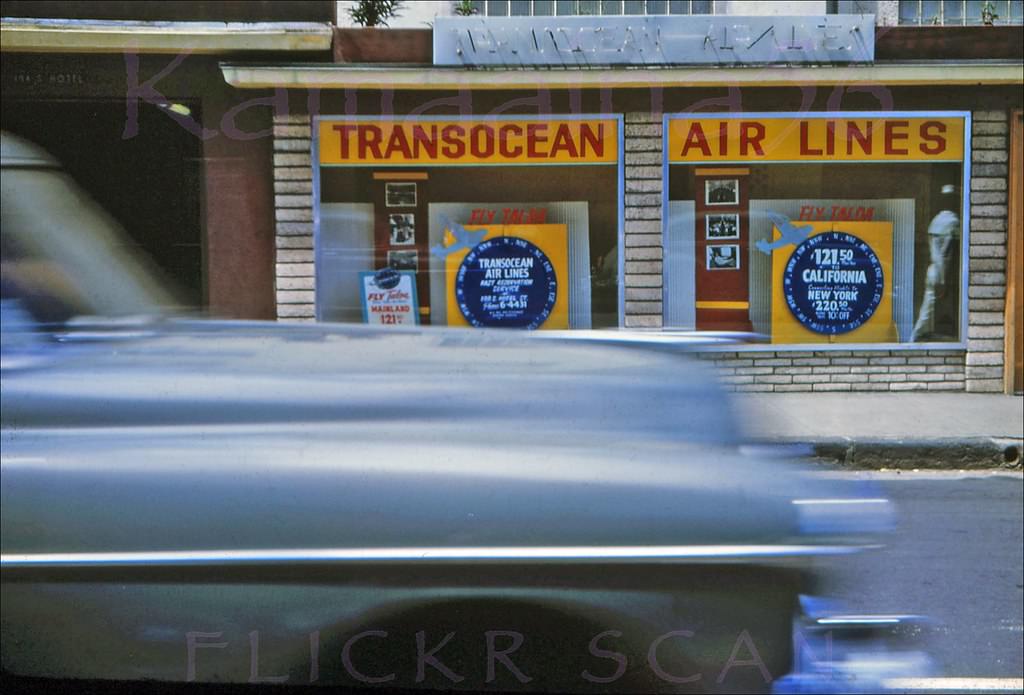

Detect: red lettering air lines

[333,123,606,161]
[677,119,950,158]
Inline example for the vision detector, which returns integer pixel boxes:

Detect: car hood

[1,320,883,559]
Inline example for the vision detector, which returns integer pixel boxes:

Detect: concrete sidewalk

[733,393,1024,469]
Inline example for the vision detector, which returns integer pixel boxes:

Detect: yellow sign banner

[320,119,618,166]
[668,117,965,163]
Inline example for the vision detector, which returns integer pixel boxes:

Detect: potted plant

[347,0,402,27]
[334,0,432,63]
[981,1,1000,25]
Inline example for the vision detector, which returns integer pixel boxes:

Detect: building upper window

[834,1,879,14]
[468,0,715,16]
[898,0,1023,25]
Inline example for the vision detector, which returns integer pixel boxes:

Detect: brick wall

[623,112,664,328]
[700,350,966,393]
[965,109,1010,392]
[272,113,316,322]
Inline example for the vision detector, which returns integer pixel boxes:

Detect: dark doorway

[1,99,204,309]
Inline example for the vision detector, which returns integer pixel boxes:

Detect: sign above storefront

[434,15,873,67]
[319,118,618,167]
[668,116,965,164]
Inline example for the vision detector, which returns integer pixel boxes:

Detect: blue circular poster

[456,236,557,329]
[783,231,883,335]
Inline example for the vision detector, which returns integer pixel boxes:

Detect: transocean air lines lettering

[668,117,964,163]
[323,121,617,165]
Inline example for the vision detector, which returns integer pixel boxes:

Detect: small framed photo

[705,213,740,239]
[388,213,416,246]
[705,178,739,206]
[385,182,417,207]
[387,250,419,271]
[707,244,740,271]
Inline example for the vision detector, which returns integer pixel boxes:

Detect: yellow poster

[441,223,569,330]
[770,221,897,344]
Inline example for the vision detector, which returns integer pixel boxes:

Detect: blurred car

[1,131,929,693]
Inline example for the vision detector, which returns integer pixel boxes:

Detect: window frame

[312,113,627,328]
[660,109,973,351]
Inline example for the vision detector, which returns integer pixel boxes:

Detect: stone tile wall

[623,112,664,328]
[699,350,966,393]
[965,110,1010,392]
[272,113,315,322]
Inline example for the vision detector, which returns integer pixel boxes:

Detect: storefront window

[663,112,969,346]
[314,116,622,329]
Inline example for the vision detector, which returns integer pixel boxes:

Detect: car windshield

[0,131,179,328]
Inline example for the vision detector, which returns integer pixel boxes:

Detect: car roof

[0,130,62,169]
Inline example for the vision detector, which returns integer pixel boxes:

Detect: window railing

[897,0,1023,25]
[468,0,716,16]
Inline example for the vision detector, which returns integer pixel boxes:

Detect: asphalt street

[820,472,1024,691]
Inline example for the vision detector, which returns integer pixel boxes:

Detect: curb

[798,437,1024,470]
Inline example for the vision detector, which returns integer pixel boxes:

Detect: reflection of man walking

[912,185,960,341]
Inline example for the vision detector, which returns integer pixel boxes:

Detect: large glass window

[314,116,622,329]
[664,112,969,347]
